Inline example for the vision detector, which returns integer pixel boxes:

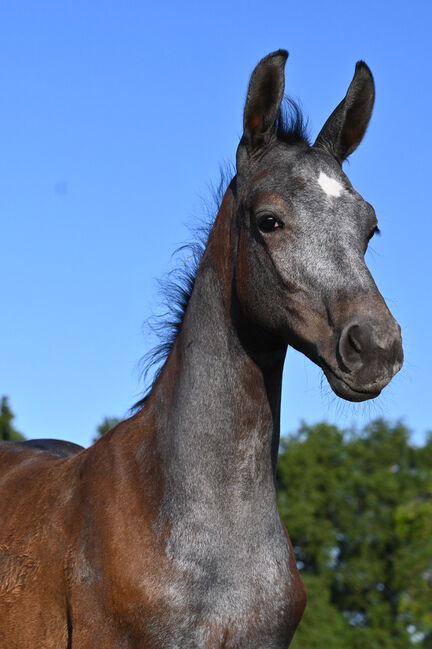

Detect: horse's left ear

[314,61,375,163]
[237,50,288,162]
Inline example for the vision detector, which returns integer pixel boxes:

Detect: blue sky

[1,1,430,447]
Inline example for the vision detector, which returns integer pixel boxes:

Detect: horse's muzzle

[321,317,403,402]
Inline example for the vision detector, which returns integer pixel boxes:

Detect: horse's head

[234,50,403,401]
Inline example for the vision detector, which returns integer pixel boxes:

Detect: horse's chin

[324,370,381,401]
[323,368,381,402]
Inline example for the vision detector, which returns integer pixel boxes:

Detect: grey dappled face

[249,145,378,296]
[235,142,403,402]
[235,50,403,402]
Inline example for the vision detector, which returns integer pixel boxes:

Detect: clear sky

[1,1,430,447]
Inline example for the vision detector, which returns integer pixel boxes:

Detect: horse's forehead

[290,149,350,191]
[252,154,353,211]
[316,171,344,198]
[259,146,351,196]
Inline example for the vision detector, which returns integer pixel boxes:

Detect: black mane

[132,240,203,411]
[132,170,232,411]
[276,97,310,145]
[133,99,308,411]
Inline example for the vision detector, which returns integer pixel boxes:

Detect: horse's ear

[238,50,288,160]
[314,61,375,163]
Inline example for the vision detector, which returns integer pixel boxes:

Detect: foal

[0,50,402,648]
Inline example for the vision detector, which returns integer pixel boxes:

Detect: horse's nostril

[338,317,403,382]
[338,322,366,372]
[348,325,362,354]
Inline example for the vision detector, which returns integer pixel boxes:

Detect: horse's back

[0,439,85,647]
[0,438,83,481]
[0,438,82,519]
[0,438,86,551]
[21,438,84,457]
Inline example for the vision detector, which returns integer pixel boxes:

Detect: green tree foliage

[0,396,25,441]
[278,420,432,648]
[93,416,122,443]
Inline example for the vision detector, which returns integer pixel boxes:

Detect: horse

[0,50,403,648]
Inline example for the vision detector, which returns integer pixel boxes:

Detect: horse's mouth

[320,361,382,402]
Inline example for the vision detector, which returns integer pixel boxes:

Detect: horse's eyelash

[369,225,381,240]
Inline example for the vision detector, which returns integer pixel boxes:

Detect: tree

[93,416,122,443]
[0,396,25,441]
[277,419,432,648]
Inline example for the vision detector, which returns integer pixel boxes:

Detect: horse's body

[0,51,403,648]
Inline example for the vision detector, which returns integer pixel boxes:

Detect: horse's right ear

[314,61,375,163]
[237,50,288,163]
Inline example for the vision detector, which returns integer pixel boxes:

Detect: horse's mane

[132,99,309,411]
[131,171,228,411]
[277,97,310,145]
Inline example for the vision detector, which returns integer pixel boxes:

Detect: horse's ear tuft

[314,61,375,163]
[238,50,288,161]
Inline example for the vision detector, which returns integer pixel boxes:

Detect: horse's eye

[257,213,284,233]
[367,225,381,241]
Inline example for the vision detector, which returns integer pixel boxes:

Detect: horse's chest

[79,504,305,648]
[147,529,301,649]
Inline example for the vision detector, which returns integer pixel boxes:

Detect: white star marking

[318,171,343,197]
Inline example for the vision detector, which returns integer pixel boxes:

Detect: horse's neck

[144,188,286,507]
